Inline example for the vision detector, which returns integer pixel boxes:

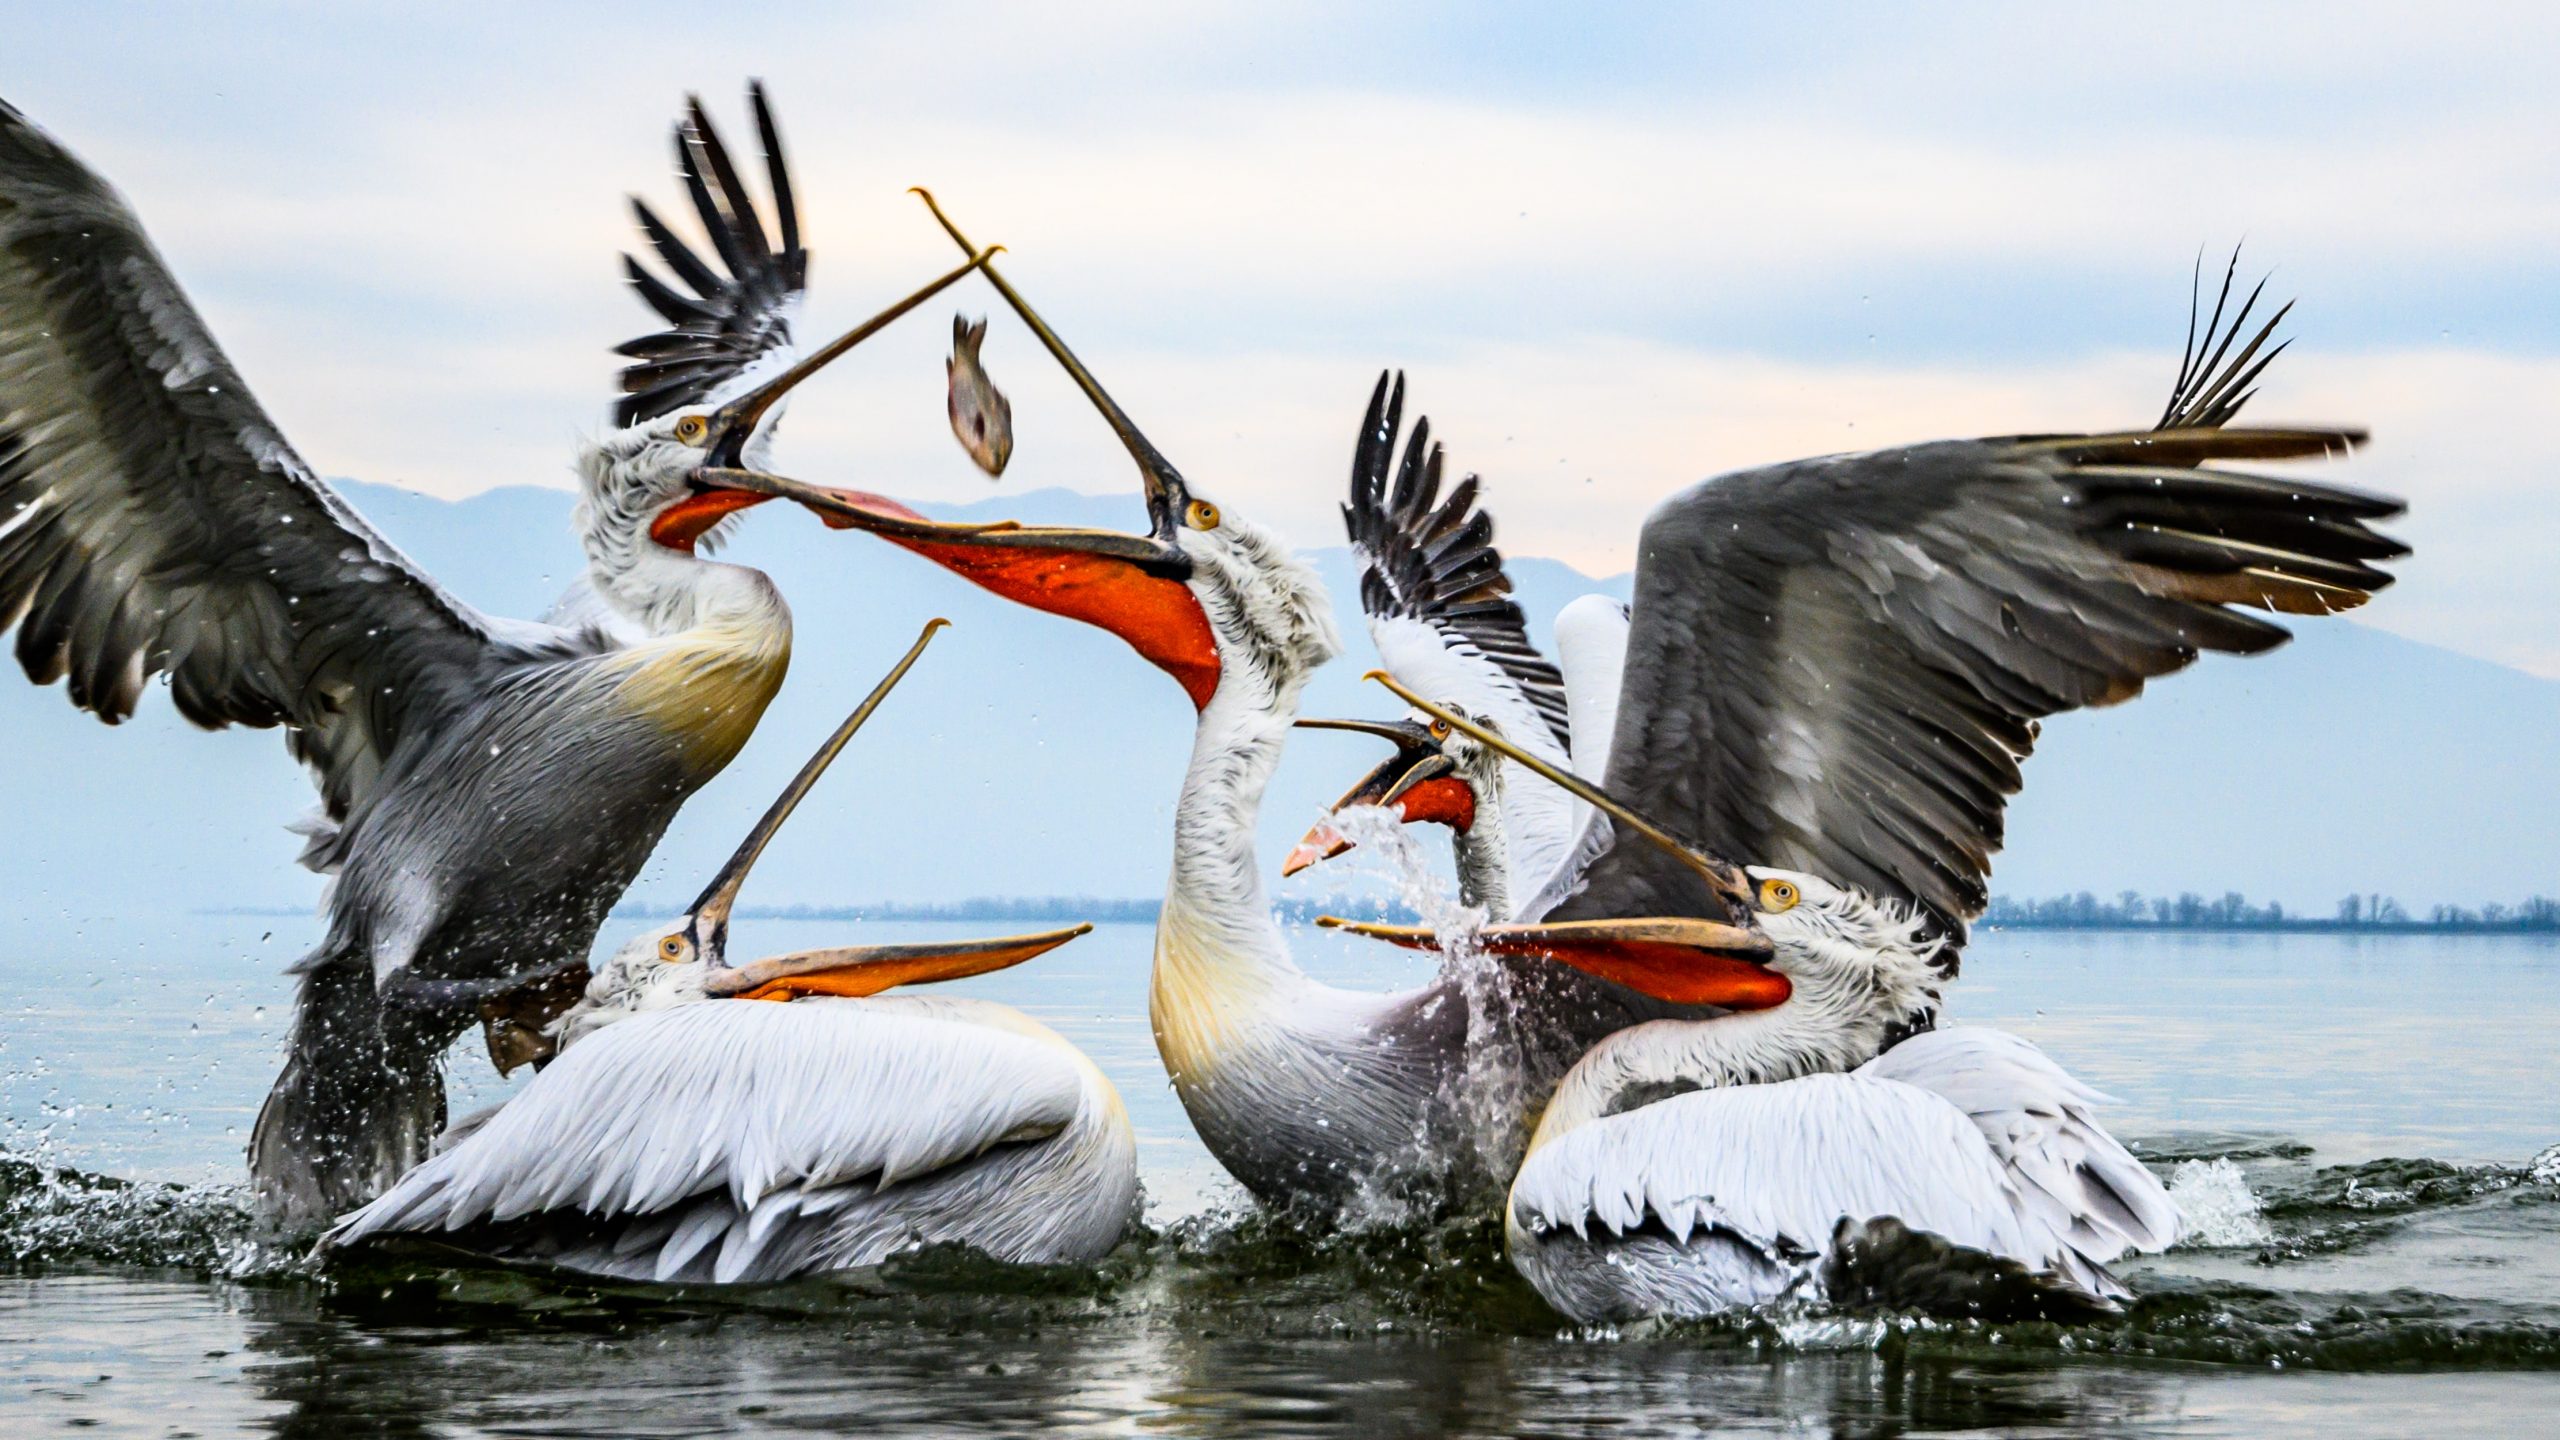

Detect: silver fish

[947,314,1013,477]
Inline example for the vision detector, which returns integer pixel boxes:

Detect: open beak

[701,924,1092,1002]
[669,621,1096,1002]
[683,620,947,967]
[711,190,1224,708]
[1322,672,1786,1006]
[648,246,1001,549]
[1363,671,1757,920]
[1282,718,1474,877]
[1317,915,1788,1010]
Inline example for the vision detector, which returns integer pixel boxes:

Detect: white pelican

[325,622,1137,1281]
[0,88,997,1219]
[799,212,2400,1213]
[1291,261,2343,923]
[1334,695,2179,1321]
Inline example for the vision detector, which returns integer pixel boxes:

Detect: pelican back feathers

[327,995,1137,1280]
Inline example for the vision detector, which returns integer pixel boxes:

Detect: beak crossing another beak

[649,243,1007,551]
[1281,718,1476,877]
[669,618,1091,1002]
[689,189,1227,708]
[1312,674,1788,1012]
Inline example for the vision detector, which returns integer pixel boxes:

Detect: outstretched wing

[1551,411,2402,948]
[0,98,504,822]
[612,83,806,426]
[1859,1027,2178,1273]
[327,998,1087,1280]
[1345,371,1572,750]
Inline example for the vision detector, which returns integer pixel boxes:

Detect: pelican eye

[673,414,709,446]
[658,934,692,964]
[1185,499,1221,530]
[1428,718,1451,741]
[1758,879,1801,914]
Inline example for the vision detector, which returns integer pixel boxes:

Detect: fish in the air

[947,314,1012,477]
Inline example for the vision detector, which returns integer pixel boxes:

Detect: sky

[15,3,2560,673]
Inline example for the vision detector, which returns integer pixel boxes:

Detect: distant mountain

[8,481,2554,925]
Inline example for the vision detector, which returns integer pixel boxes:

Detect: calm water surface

[4,913,2557,1437]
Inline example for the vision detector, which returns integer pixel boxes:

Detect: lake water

[4,912,2557,1437]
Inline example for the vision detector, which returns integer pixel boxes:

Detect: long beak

[1363,671,1755,916]
[687,619,947,963]
[910,188,1187,532]
[1317,915,1786,1009]
[702,924,1092,1001]
[720,192,1224,707]
[1281,718,1468,877]
[700,247,1002,471]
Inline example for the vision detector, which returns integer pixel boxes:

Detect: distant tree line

[1984,891,2560,933]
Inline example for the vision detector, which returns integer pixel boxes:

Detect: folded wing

[327,999,1088,1278]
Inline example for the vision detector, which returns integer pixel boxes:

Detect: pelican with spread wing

[326,623,1133,1281]
[0,88,993,1220]
[1290,264,2354,931]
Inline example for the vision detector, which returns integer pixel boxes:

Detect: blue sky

[17,3,2559,670]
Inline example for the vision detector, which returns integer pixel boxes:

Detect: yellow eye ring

[1758,879,1800,913]
[658,935,690,963]
[1185,498,1220,530]
[673,414,709,445]
[1428,718,1451,740]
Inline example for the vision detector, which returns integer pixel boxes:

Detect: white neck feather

[1155,652,1309,1037]
[572,440,788,642]
[1448,762,1514,920]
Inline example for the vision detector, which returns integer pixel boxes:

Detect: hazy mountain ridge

[7,480,2552,921]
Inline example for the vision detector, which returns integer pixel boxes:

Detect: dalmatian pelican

[1333,695,2177,1322]
[0,86,997,1220]
[324,621,1136,1281]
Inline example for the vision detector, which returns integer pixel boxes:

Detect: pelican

[1290,262,2326,922]
[0,88,995,1219]
[324,621,1136,1282]
[1334,704,2176,1321]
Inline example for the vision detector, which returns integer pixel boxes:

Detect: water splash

[2167,1158,2273,1247]
[0,1145,281,1275]
[1324,805,1542,1194]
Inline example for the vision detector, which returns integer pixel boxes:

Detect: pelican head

[586,90,1004,557]
[1281,710,1494,876]
[550,620,1089,1048]
[1743,866,1948,1029]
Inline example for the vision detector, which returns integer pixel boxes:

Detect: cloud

[9,4,2555,676]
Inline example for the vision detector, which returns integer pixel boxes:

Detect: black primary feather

[1344,372,1573,749]
[2157,247,2293,431]
[612,84,807,427]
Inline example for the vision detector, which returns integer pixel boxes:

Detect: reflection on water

[4,916,2559,1437]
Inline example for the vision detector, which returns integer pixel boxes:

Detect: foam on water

[2166,1157,2274,1247]
[0,1145,278,1275]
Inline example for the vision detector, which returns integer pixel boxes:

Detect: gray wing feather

[0,99,503,822]
[1553,428,2404,948]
